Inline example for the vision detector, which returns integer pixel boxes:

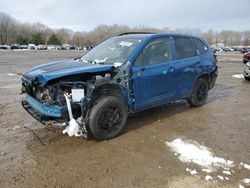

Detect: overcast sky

[1,0,250,32]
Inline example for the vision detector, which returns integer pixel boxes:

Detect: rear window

[193,38,208,55]
[174,37,196,60]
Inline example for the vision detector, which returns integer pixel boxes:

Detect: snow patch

[240,162,250,170]
[166,139,234,171]
[12,125,22,130]
[205,175,213,181]
[166,138,250,185]
[232,74,244,78]
[202,169,212,173]
[217,175,224,180]
[186,168,198,175]
[242,178,250,185]
[222,170,231,175]
[244,164,250,170]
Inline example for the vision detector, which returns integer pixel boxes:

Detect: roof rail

[118,32,157,36]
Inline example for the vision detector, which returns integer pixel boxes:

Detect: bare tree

[0,12,17,44]
[219,30,232,46]
[1,12,250,47]
[243,31,250,46]
[202,29,214,45]
[55,28,73,44]
[71,32,87,46]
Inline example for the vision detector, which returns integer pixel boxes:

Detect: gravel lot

[0,50,249,188]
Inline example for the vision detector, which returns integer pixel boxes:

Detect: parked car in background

[21,32,218,140]
[58,46,66,50]
[19,45,28,50]
[10,44,19,50]
[36,45,47,50]
[223,47,234,52]
[243,52,250,64]
[233,47,240,51]
[47,45,60,50]
[69,46,76,50]
[0,45,10,49]
[28,44,36,50]
[240,47,250,54]
[243,62,250,81]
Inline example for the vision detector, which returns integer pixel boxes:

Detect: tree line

[0,12,250,46]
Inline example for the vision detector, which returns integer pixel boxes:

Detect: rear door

[170,36,199,98]
[132,37,175,111]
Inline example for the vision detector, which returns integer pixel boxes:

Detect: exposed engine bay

[22,72,111,104]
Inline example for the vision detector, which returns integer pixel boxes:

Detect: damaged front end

[21,68,116,138]
[21,35,144,139]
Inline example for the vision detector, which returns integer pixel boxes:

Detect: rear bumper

[209,67,218,89]
[22,95,67,126]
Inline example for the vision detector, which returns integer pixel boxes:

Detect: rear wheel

[188,78,208,107]
[88,96,128,140]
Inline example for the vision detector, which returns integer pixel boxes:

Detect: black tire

[88,96,128,140]
[188,78,208,107]
[244,76,250,81]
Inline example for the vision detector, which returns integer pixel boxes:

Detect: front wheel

[88,96,128,140]
[188,78,208,107]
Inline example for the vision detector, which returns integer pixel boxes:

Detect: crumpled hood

[23,59,114,84]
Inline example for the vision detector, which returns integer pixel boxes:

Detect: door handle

[168,67,175,72]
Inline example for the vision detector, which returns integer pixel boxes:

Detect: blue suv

[21,32,218,140]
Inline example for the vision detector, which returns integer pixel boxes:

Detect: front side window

[135,38,171,66]
[174,37,196,60]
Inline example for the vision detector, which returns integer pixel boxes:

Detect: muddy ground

[0,50,249,188]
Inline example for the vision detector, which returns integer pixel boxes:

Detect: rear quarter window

[193,38,208,55]
[174,37,196,60]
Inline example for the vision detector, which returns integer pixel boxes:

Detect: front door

[132,37,175,111]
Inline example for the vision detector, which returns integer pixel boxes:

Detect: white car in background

[243,62,250,81]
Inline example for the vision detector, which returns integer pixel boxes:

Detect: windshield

[80,36,142,65]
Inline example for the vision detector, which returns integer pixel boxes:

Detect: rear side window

[174,37,196,60]
[193,38,208,55]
